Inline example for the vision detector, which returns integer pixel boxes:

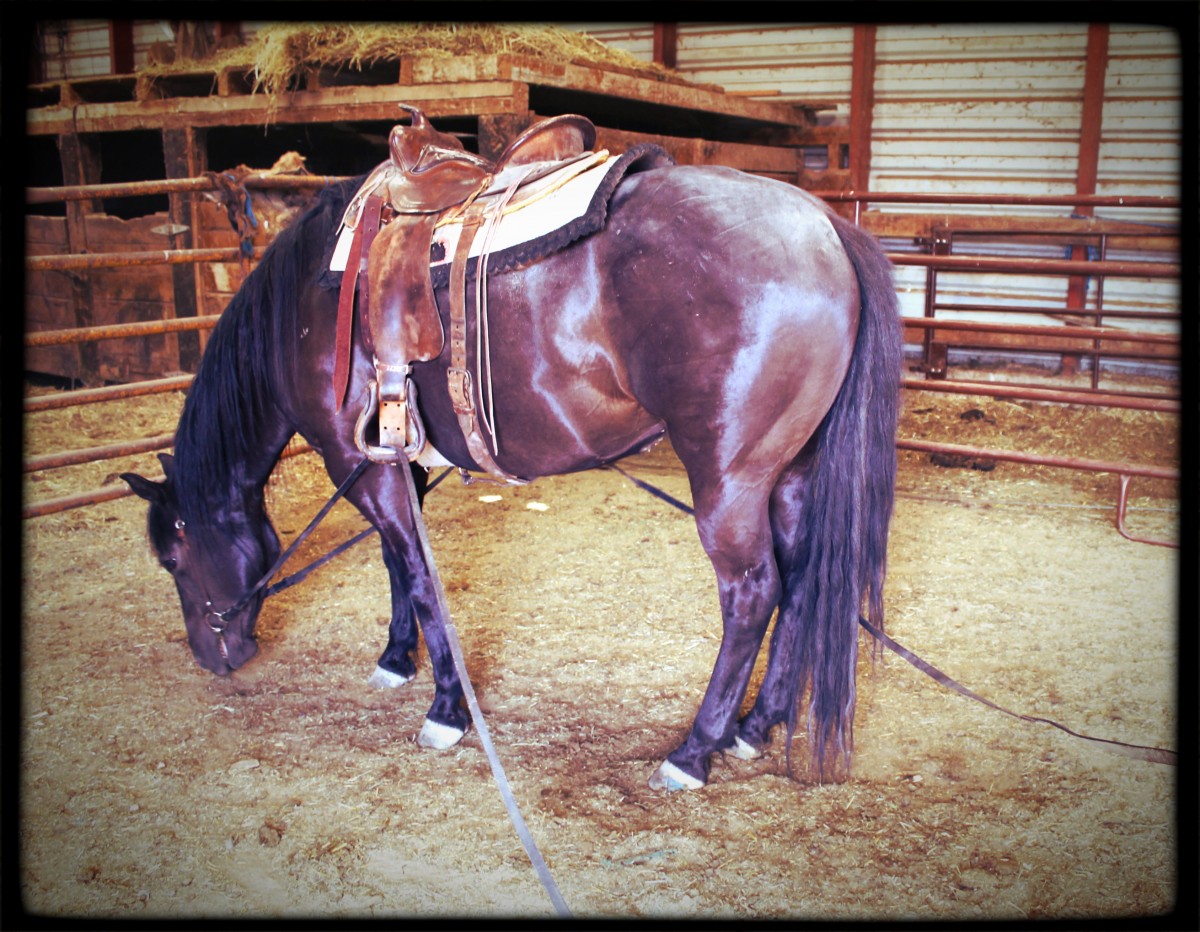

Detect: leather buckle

[447,367,474,414]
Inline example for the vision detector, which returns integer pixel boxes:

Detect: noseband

[204,602,232,660]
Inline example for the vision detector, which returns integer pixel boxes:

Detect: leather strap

[333,195,386,411]
[446,206,526,484]
[605,462,1177,768]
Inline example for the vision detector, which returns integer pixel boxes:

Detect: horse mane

[170,177,363,518]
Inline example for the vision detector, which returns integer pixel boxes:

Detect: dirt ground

[19,370,1181,921]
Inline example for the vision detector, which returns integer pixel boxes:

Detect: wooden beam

[27,81,526,135]
[849,24,877,192]
[1067,24,1110,342]
[478,113,532,162]
[593,125,799,175]
[109,21,135,75]
[653,23,678,70]
[162,128,205,370]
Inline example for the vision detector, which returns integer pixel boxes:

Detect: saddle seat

[333,104,597,478]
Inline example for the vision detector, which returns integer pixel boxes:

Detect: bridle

[192,456,375,654]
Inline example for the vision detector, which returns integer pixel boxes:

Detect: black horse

[122,150,902,790]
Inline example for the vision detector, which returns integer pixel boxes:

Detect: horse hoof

[417,718,466,750]
[731,736,763,761]
[368,665,412,689]
[649,760,704,792]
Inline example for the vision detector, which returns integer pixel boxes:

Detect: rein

[203,457,372,633]
[395,453,572,918]
[206,458,570,916]
[211,463,456,620]
[199,452,1170,917]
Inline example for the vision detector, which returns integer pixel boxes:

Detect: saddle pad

[329,144,673,284]
[429,143,673,289]
[330,150,608,274]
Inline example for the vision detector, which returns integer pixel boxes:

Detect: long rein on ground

[203,454,1177,917]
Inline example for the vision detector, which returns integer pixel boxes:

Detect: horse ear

[120,472,166,504]
[157,452,175,479]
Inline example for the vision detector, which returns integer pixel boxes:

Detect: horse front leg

[368,464,428,688]
[650,496,782,790]
[336,457,470,748]
[367,537,420,688]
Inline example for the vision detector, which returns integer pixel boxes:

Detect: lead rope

[397,459,572,917]
[604,461,1177,768]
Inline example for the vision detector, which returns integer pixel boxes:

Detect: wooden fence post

[162,127,206,371]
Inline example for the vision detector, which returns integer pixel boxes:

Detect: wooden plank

[27,82,525,135]
[409,53,559,84]
[478,112,533,162]
[57,133,101,384]
[592,125,798,176]
[87,212,181,381]
[24,219,83,379]
[163,128,203,370]
[509,58,807,126]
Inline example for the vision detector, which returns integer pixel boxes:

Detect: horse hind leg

[734,455,812,760]
[649,483,783,790]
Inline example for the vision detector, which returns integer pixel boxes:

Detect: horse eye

[160,557,178,572]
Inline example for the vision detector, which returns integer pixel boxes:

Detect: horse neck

[171,328,297,520]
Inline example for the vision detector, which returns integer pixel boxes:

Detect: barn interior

[17,19,1187,924]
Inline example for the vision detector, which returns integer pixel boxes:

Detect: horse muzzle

[191,604,259,674]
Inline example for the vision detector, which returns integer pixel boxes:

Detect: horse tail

[785,210,903,781]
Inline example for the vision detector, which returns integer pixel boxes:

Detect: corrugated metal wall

[36,20,114,80]
[873,24,1088,206]
[573,23,854,113]
[578,23,1179,200]
[34,20,1182,335]
[1100,26,1181,211]
[575,22,1180,331]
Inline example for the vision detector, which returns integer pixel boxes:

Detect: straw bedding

[20,374,1178,919]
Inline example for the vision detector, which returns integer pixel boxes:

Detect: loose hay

[137,23,675,102]
[20,379,1179,919]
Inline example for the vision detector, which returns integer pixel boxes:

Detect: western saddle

[333,104,597,482]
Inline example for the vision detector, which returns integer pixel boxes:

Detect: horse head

[121,453,280,675]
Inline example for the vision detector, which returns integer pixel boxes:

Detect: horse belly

[417,244,665,477]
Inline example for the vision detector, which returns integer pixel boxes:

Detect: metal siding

[39,20,112,79]
[871,24,1091,211]
[570,22,1180,326]
[1092,36,1179,339]
[672,23,854,106]
[1097,26,1181,219]
[563,24,655,62]
[35,21,1182,330]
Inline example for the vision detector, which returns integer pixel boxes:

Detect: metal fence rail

[23,176,1181,520]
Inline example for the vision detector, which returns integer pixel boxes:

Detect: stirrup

[354,379,426,466]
